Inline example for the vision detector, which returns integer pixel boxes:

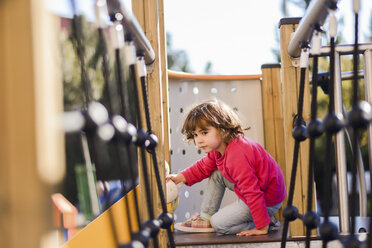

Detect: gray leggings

[200,170,282,234]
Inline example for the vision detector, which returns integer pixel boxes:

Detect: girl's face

[192,124,226,155]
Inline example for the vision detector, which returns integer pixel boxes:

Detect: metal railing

[107,0,155,65]
[287,0,336,57]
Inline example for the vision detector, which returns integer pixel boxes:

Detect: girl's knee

[209,170,225,185]
[210,170,222,180]
[210,215,229,234]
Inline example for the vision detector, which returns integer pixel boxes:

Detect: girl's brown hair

[181,99,245,144]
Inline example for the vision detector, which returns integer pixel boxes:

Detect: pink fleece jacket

[181,136,286,229]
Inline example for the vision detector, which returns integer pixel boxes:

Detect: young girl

[167,99,286,236]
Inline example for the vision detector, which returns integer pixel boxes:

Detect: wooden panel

[261,66,278,160]
[0,0,63,247]
[159,0,171,168]
[261,65,287,222]
[173,228,322,246]
[270,66,286,177]
[271,66,288,222]
[279,21,310,236]
[132,0,168,247]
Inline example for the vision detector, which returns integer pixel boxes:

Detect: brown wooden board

[173,228,320,246]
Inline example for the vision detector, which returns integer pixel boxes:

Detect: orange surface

[62,188,140,248]
[168,70,262,81]
[52,193,78,229]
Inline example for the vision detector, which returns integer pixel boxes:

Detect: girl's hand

[166,173,186,185]
[236,225,269,236]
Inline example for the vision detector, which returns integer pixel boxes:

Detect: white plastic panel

[168,77,264,223]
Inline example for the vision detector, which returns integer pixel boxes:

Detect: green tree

[166,32,192,72]
[204,61,213,74]
[60,16,138,206]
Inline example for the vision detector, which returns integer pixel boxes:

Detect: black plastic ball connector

[158,212,173,229]
[342,236,360,248]
[133,129,148,147]
[142,219,161,238]
[82,101,110,133]
[145,133,158,151]
[97,123,115,142]
[359,227,367,233]
[292,115,307,141]
[131,229,151,247]
[118,240,145,248]
[125,33,134,42]
[303,211,320,229]
[347,101,372,129]
[109,12,123,23]
[323,112,344,135]
[306,119,324,138]
[319,221,338,242]
[110,115,127,142]
[111,115,137,144]
[292,125,308,141]
[282,205,299,222]
[62,111,86,134]
[125,123,138,145]
[137,50,145,58]
[326,0,337,10]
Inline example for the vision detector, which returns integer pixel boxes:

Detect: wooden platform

[173,228,322,247]
[173,217,371,248]
[173,230,347,248]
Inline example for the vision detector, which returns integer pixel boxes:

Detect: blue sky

[48,0,372,75]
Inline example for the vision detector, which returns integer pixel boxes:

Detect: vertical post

[261,64,286,222]
[0,0,64,247]
[364,49,372,175]
[158,0,171,168]
[132,0,168,247]
[279,18,311,236]
[334,52,350,234]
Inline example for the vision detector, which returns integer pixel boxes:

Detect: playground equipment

[279,0,372,247]
[1,0,372,247]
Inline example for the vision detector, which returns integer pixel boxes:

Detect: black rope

[69,0,120,245]
[102,181,121,244]
[71,0,123,247]
[297,68,307,121]
[69,0,92,107]
[98,28,113,115]
[319,8,341,243]
[352,13,359,108]
[286,141,301,207]
[321,36,335,248]
[115,48,128,117]
[328,37,336,115]
[304,53,321,248]
[105,14,153,247]
[109,27,142,231]
[280,45,309,248]
[96,25,138,243]
[280,141,301,248]
[344,8,362,247]
[105,21,142,228]
[138,56,176,248]
[128,54,160,248]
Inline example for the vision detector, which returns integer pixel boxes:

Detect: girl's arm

[166,173,186,184]
[180,152,218,186]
